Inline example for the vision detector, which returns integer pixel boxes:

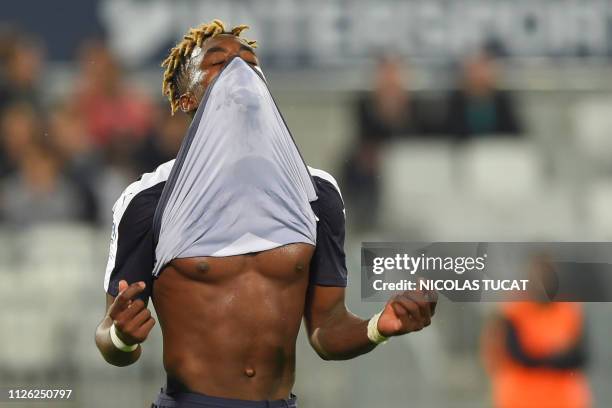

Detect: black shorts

[152,388,298,408]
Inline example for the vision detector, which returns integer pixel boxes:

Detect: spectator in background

[0,101,40,177]
[135,104,189,173]
[73,39,153,173]
[48,102,102,224]
[72,40,155,224]
[343,55,427,229]
[0,140,85,227]
[445,51,522,140]
[481,254,591,408]
[0,31,44,111]
[356,55,428,143]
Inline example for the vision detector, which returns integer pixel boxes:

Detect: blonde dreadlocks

[161,19,257,114]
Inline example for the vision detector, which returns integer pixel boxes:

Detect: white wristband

[367,311,389,345]
[110,323,138,352]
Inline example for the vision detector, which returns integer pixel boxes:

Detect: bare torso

[152,243,315,400]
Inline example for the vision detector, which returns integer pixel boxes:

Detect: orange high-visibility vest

[489,302,591,408]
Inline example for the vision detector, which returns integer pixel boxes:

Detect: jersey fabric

[103,163,347,300]
[152,57,318,276]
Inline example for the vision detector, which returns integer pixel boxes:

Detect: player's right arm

[95,280,155,366]
[96,173,166,366]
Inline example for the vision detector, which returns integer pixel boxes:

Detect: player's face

[179,34,260,114]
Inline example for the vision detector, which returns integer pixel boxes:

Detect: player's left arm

[304,284,437,360]
[303,170,437,360]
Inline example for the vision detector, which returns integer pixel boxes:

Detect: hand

[107,280,156,346]
[377,288,438,337]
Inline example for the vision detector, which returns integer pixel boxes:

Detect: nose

[229,59,260,109]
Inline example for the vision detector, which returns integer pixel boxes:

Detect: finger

[402,291,431,326]
[117,299,146,321]
[419,287,438,315]
[417,292,432,324]
[416,277,427,297]
[416,278,437,306]
[115,308,151,342]
[133,317,156,342]
[116,282,146,306]
[128,307,152,329]
[392,301,421,333]
[388,303,408,331]
[393,297,422,326]
[118,280,129,293]
[108,282,146,317]
[391,301,406,317]
[428,290,438,315]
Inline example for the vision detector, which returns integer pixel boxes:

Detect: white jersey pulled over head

[152,57,318,276]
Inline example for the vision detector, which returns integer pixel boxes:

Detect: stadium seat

[460,139,542,203]
[380,140,456,231]
[584,180,612,239]
[0,308,56,372]
[573,98,612,169]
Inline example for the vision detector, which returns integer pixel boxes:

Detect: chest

[167,243,315,285]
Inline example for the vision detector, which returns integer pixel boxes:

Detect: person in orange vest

[481,254,591,408]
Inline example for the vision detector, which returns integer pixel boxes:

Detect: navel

[244,367,256,377]
[295,262,305,273]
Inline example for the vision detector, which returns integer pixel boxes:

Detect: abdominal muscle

[151,243,314,401]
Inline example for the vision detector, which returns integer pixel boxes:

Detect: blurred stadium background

[1,1,612,407]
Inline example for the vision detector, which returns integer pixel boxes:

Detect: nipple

[244,367,256,378]
[196,262,210,274]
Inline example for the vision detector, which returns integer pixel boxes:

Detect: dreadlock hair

[161,19,257,114]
